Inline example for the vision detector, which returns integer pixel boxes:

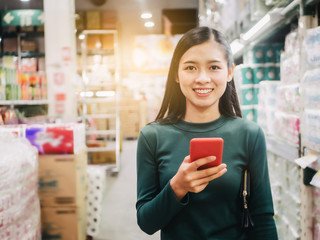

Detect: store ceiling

[0,0,198,34]
[0,0,43,11]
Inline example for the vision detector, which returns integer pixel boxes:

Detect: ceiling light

[20,0,30,2]
[144,21,155,28]
[96,91,115,97]
[242,14,271,41]
[141,13,152,19]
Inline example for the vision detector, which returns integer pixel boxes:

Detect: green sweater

[136,115,278,240]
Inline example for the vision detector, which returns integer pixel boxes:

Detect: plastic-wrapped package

[301,68,320,109]
[301,110,320,152]
[274,112,300,146]
[25,123,85,154]
[280,52,300,84]
[303,26,320,68]
[86,165,107,237]
[276,84,301,114]
[0,133,41,239]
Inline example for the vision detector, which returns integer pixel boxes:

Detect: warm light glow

[242,14,271,41]
[96,91,115,97]
[144,21,155,28]
[78,34,85,40]
[80,91,94,97]
[141,12,152,19]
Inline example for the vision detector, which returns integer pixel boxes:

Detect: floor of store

[93,140,160,240]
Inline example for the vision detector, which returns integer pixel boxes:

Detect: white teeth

[194,89,213,94]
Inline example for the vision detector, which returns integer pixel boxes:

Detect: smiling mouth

[193,88,214,94]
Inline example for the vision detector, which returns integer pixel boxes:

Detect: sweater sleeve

[247,127,278,240]
[136,129,188,235]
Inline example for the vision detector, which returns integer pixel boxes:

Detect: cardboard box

[38,150,88,207]
[76,11,86,30]
[91,151,116,164]
[87,34,102,50]
[41,206,86,240]
[101,10,117,29]
[86,11,101,29]
[101,34,114,50]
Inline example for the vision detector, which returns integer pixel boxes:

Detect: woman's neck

[184,108,221,123]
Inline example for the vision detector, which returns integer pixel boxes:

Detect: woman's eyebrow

[182,59,222,64]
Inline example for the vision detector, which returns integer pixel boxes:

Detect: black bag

[240,169,254,228]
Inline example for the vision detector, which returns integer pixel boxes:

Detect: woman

[136,26,278,240]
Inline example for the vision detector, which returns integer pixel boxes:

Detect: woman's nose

[195,70,210,83]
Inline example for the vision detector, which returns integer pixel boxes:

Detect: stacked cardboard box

[38,150,88,240]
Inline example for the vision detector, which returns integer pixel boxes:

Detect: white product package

[303,26,320,68]
[0,133,41,240]
[86,165,107,237]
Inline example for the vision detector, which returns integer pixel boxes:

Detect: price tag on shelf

[310,171,320,188]
[295,154,318,169]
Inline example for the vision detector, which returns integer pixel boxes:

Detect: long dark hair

[155,26,242,123]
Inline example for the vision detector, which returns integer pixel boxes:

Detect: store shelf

[266,135,300,162]
[86,130,117,135]
[77,49,114,55]
[84,114,116,119]
[87,146,116,152]
[78,97,115,103]
[0,100,49,105]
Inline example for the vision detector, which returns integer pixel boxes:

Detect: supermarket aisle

[93,140,160,240]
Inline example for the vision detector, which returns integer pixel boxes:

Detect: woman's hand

[170,155,227,201]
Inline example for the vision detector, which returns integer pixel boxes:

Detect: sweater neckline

[173,115,227,132]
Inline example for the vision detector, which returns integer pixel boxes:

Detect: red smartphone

[189,138,224,170]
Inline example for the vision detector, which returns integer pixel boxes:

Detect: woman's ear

[176,77,179,83]
[227,64,235,82]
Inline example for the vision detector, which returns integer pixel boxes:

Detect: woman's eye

[186,66,196,70]
[210,66,219,70]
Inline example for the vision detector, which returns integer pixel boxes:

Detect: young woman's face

[177,40,234,117]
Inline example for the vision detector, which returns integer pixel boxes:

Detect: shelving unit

[197,0,319,239]
[0,10,48,124]
[77,29,121,174]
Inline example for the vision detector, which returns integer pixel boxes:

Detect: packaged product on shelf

[301,68,320,109]
[258,81,279,134]
[21,57,37,72]
[251,66,264,84]
[303,26,320,68]
[21,40,37,52]
[284,31,299,56]
[0,124,26,136]
[86,165,107,237]
[258,80,280,108]
[301,110,320,151]
[257,106,275,135]
[272,43,284,63]
[240,84,258,105]
[0,134,41,240]
[280,51,300,84]
[241,105,258,122]
[3,38,18,53]
[274,111,300,146]
[276,84,300,114]
[25,123,86,154]
[234,64,253,85]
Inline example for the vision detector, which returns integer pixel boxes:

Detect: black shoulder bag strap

[240,169,254,229]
